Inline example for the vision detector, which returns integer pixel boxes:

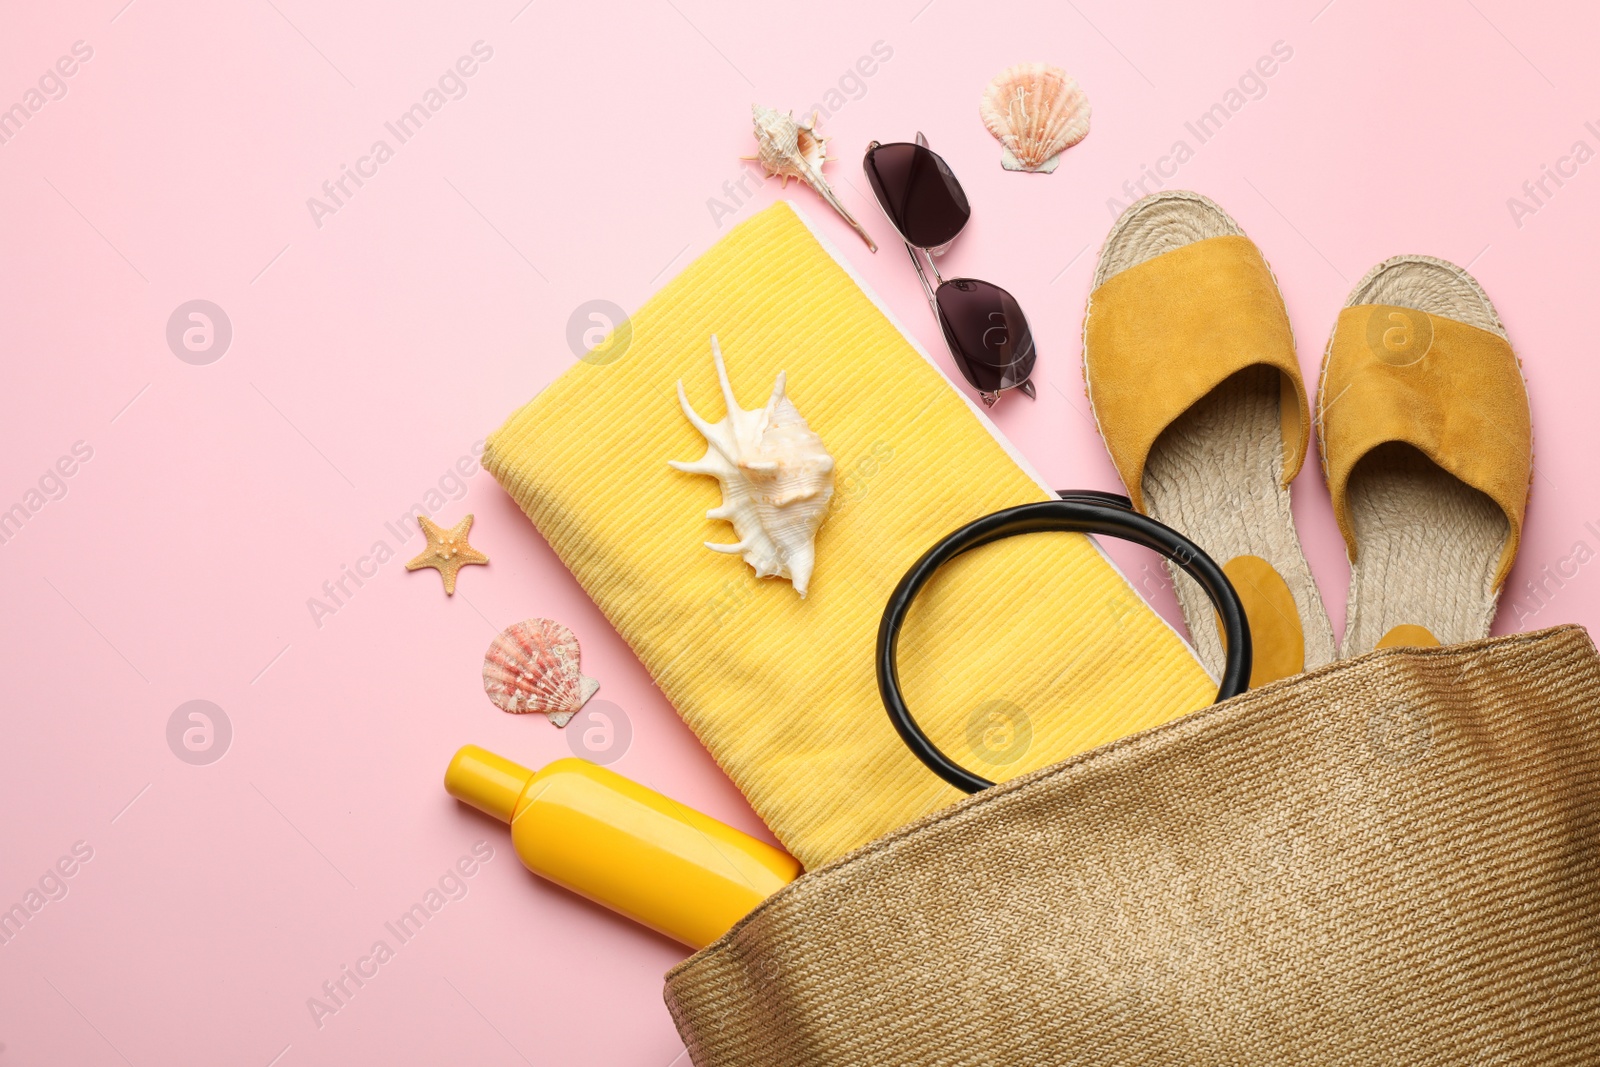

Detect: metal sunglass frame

[864,132,1037,406]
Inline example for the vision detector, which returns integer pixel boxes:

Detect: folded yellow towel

[485,203,1213,869]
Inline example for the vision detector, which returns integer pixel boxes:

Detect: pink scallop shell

[482,618,599,727]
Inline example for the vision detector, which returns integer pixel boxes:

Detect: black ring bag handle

[876,491,1254,794]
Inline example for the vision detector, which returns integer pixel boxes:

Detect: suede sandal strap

[1084,234,1309,512]
[1321,304,1532,589]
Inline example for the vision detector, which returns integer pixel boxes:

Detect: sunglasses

[863,133,1037,406]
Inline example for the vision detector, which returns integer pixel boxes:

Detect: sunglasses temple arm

[903,240,941,322]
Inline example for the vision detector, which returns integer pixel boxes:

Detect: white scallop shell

[482,619,599,727]
[670,336,835,597]
[980,63,1091,173]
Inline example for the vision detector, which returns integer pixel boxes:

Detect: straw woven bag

[664,625,1600,1066]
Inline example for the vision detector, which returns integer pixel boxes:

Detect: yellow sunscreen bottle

[444,745,801,949]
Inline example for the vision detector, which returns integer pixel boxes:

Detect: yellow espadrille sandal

[1318,256,1532,655]
[1084,191,1335,687]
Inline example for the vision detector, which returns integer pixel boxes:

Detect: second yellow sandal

[1083,191,1335,686]
[1317,255,1533,655]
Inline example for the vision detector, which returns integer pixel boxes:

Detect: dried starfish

[406,514,488,595]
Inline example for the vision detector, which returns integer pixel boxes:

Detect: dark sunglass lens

[935,280,1036,392]
[863,143,970,248]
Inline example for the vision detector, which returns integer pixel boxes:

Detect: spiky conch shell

[670,336,835,597]
[482,618,600,727]
[747,104,877,251]
[979,63,1091,173]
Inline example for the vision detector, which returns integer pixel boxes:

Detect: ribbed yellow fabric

[484,203,1213,869]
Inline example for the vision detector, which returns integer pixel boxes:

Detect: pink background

[2,1,1596,1063]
